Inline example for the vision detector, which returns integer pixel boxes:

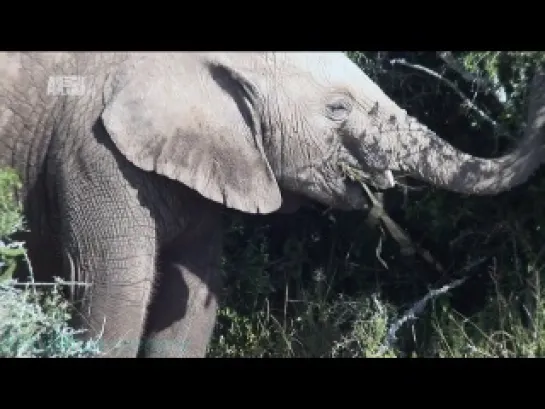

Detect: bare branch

[390,58,503,132]
[437,51,498,90]
[377,257,488,357]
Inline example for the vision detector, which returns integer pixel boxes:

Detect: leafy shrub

[0,167,102,358]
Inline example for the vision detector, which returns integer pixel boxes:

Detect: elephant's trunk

[369,71,545,195]
[394,124,543,195]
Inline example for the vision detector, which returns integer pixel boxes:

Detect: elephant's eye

[325,95,352,122]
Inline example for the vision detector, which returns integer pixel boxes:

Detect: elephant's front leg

[139,211,223,358]
[58,167,159,358]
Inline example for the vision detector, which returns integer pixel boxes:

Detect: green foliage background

[1,51,545,357]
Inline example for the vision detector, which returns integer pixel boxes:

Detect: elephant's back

[0,52,69,91]
[0,52,23,87]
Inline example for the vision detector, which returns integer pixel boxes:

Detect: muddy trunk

[377,71,545,195]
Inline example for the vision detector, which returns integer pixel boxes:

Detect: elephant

[1,52,544,358]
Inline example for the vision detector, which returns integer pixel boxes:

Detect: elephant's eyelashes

[325,95,352,122]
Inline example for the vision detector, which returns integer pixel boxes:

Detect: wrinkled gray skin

[1,52,544,358]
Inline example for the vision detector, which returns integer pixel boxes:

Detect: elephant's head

[100,52,545,214]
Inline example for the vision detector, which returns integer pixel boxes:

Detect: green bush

[0,167,102,357]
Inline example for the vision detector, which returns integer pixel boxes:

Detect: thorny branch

[389,58,505,135]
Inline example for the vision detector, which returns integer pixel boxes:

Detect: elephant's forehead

[278,52,369,88]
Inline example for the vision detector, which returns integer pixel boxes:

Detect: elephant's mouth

[338,143,396,189]
[335,158,397,211]
[339,160,396,189]
[338,130,397,193]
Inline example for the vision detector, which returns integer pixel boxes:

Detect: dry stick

[363,183,445,274]
[377,277,468,356]
[341,164,446,274]
[376,256,487,356]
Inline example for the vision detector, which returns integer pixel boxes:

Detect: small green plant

[0,167,25,283]
[0,167,23,238]
[0,167,102,357]
[0,282,102,357]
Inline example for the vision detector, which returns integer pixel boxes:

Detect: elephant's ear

[100,54,282,214]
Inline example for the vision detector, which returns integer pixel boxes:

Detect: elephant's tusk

[385,170,395,188]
